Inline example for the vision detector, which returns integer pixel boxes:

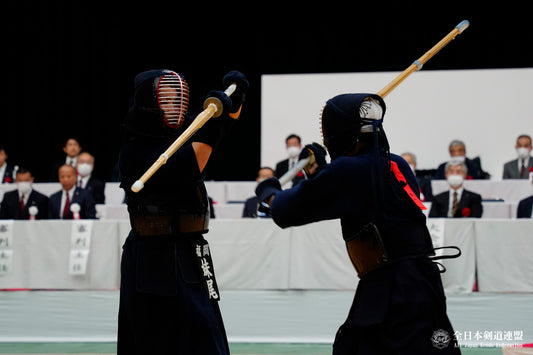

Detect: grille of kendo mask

[359,98,383,133]
[156,72,189,129]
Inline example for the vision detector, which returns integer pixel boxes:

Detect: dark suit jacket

[428,189,483,218]
[417,176,433,202]
[83,176,106,204]
[413,169,435,202]
[1,164,16,183]
[275,159,289,178]
[275,159,304,186]
[434,157,490,180]
[208,197,215,218]
[48,187,96,219]
[517,195,533,218]
[0,189,49,219]
[502,157,533,179]
[242,196,258,218]
[242,196,271,218]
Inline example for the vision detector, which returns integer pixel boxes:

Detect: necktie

[451,191,458,217]
[62,192,70,219]
[520,160,526,178]
[20,195,25,211]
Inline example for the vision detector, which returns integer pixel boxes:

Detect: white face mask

[447,174,464,188]
[408,164,416,174]
[287,146,300,159]
[517,147,530,160]
[77,163,93,177]
[17,182,32,196]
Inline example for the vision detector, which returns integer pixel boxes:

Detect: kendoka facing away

[256,93,461,354]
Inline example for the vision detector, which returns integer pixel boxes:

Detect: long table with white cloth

[0,219,532,293]
[1,180,532,219]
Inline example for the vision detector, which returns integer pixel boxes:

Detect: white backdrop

[261,68,533,180]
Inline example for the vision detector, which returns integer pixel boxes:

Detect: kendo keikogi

[118,69,248,354]
[256,93,461,354]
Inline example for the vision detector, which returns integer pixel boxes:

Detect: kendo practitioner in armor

[256,93,461,354]
[118,69,248,354]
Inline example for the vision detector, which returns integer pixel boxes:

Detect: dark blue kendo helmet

[320,93,386,160]
[124,69,190,137]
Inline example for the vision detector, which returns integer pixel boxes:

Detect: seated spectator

[208,197,215,219]
[243,167,275,218]
[48,164,96,219]
[429,161,483,218]
[76,152,106,204]
[401,152,433,202]
[503,134,532,179]
[0,167,49,220]
[0,145,17,184]
[50,137,83,181]
[275,134,304,187]
[517,179,533,218]
[433,140,490,180]
[517,195,533,218]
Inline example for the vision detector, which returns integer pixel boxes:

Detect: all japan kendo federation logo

[431,329,451,349]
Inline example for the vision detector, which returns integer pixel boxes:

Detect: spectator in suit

[433,140,490,180]
[242,167,275,218]
[429,161,483,218]
[517,177,533,218]
[274,134,304,187]
[503,134,532,179]
[76,152,106,204]
[208,197,216,219]
[48,164,96,219]
[50,137,83,181]
[0,167,49,220]
[401,152,433,202]
[0,145,17,184]
[517,195,533,218]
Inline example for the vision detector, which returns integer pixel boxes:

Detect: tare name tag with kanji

[195,240,220,301]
